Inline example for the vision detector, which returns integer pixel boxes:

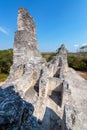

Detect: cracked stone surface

[0,7,87,130]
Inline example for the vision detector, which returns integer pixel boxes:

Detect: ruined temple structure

[0,8,87,130]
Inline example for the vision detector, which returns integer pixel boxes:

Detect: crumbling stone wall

[1,7,75,130]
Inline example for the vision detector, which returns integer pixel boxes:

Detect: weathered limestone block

[4,8,45,92]
[13,30,41,64]
[39,65,50,98]
[62,80,71,106]
[48,77,62,94]
[18,8,36,33]
[62,105,77,130]
[48,44,68,79]
[48,56,59,77]
[36,98,47,122]
[14,8,43,63]
[1,7,74,130]
[14,65,41,96]
[6,64,24,82]
[57,44,68,73]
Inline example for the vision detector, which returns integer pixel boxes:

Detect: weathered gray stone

[62,105,77,130]
[57,44,68,73]
[1,7,87,130]
[2,7,70,130]
[0,86,40,130]
[3,8,45,94]
[48,44,68,80]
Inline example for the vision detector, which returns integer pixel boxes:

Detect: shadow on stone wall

[0,85,64,130]
[49,83,63,107]
[41,107,62,130]
[54,68,61,78]
[0,85,40,130]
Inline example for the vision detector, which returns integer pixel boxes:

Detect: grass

[42,52,56,62]
[0,73,8,82]
[68,52,87,59]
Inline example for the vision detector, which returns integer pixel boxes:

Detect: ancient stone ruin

[0,8,87,130]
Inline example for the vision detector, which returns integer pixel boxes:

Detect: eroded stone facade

[1,7,87,130]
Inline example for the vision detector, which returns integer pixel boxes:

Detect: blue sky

[0,0,87,52]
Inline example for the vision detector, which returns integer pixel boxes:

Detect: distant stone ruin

[0,8,87,130]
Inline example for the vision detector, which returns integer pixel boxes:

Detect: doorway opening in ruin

[59,57,62,66]
[49,83,63,107]
[54,68,61,78]
[54,57,63,78]
[34,80,39,94]
[34,69,43,95]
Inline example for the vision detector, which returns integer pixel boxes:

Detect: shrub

[68,55,87,71]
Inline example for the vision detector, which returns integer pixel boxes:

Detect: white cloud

[74,44,79,47]
[81,43,87,46]
[0,26,8,35]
